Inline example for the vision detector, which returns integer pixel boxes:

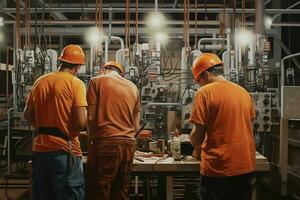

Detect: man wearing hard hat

[189,53,256,200]
[24,44,87,200]
[86,61,140,200]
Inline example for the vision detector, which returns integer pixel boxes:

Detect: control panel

[250,92,272,132]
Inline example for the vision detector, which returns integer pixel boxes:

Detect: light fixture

[154,32,168,44]
[146,12,166,30]
[0,17,4,26]
[265,16,273,30]
[235,29,255,47]
[0,32,4,42]
[84,27,105,45]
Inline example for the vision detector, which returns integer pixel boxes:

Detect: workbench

[83,152,270,200]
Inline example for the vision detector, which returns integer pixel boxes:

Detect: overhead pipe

[272,1,300,21]
[269,31,300,70]
[280,52,300,88]
[99,36,124,66]
[3,7,300,14]
[197,38,226,51]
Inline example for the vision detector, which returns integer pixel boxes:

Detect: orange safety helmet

[58,44,85,65]
[102,61,125,76]
[192,53,223,80]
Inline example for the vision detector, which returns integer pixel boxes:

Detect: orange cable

[195,0,198,48]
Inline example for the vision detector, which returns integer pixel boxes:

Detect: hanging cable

[187,0,190,48]
[135,0,139,43]
[242,0,245,30]
[221,0,226,38]
[25,0,31,47]
[183,0,187,50]
[194,0,198,49]
[16,0,21,49]
[49,0,52,48]
[254,0,258,35]
[125,0,129,48]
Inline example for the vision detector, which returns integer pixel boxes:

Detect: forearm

[190,126,205,148]
[134,112,140,131]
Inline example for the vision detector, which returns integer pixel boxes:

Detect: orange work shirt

[189,80,256,177]
[27,71,87,156]
[87,75,140,140]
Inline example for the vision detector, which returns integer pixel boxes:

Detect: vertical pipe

[16,0,20,49]
[256,0,265,36]
[6,48,10,108]
[155,0,158,12]
[90,45,94,75]
[105,38,108,63]
[108,7,112,43]
[13,24,17,110]
[7,108,14,175]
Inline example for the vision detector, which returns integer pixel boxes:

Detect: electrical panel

[250,92,272,132]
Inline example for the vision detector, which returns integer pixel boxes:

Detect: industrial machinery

[2,0,300,198]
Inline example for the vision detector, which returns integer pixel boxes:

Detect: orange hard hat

[58,44,85,65]
[192,53,223,80]
[102,61,125,76]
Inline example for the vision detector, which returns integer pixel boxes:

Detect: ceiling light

[155,32,168,44]
[0,17,4,26]
[146,12,166,30]
[235,29,255,47]
[265,16,273,29]
[84,27,105,45]
[0,32,4,42]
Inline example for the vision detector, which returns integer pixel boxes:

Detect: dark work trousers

[32,152,85,200]
[200,172,255,200]
[86,138,136,200]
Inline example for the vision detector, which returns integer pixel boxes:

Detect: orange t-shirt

[87,75,140,140]
[27,71,87,156]
[189,80,256,177]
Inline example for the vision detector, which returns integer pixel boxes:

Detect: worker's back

[190,80,256,176]
[27,71,87,156]
[87,75,140,140]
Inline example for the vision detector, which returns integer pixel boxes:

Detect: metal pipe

[109,36,125,49]
[155,0,158,12]
[6,48,13,108]
[172,0,179,8]
[7,108,14,175]
[256,0,265,35]
[90,45,94,75]
[280,52,300,87]
[269,31,300,70]
[4,19,220,25]
[147,102,181,106]
[13,24,17,110]
[104,38,109,63]
[272,1,300,21]
[3,7,300,14]
[197,38,226,51]
[108,7,112,43]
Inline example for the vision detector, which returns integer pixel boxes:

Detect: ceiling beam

[3,8,300,14]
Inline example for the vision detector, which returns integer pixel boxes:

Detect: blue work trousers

[32,152,85,200]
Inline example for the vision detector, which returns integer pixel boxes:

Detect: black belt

[37,127,69,141]
[37,127,74,168]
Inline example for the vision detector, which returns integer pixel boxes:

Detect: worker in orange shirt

[189,53,256,200]
[24,44,87,200]
[86,61,140,200]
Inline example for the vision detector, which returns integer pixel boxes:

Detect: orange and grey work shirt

[26,71,87,156]
[87,75,140,140]
[189,80,256,177]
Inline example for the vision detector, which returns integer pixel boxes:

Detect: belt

[37,127,74,168]
[37,127,69,141]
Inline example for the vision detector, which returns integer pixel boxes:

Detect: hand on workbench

[192,146,201,161]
